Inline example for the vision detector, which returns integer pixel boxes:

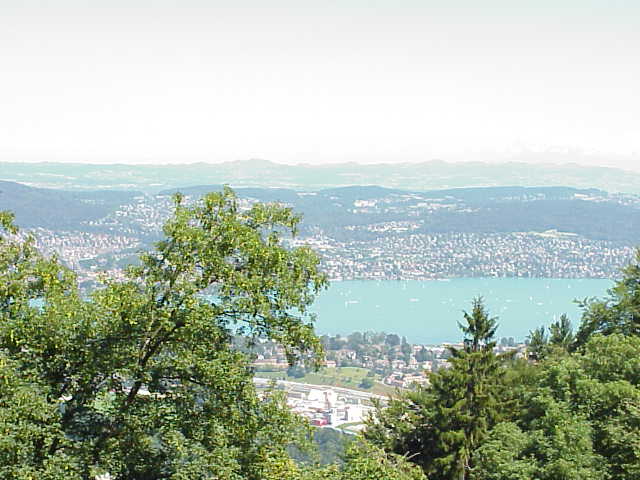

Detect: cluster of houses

[252,339,527,393]
[314,230,634,281]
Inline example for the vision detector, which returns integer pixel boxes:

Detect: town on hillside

[248,332,527,431]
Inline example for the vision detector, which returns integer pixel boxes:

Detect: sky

[1,0,639,169]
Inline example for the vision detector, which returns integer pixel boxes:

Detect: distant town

[11,188,635,287]
[297,230,632,280]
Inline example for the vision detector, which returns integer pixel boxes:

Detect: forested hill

[1,180,640,242]
[161,184,639,243]
[0,180,140,230]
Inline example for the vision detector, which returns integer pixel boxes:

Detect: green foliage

[471,422,536,480]
[549,314,574,349]
[0,190,332,479]
[476,333,640,480]
[288,365,307,378]
[338,442,427,480]
[527,314,574,361]
[365,281,640,480]
[472,399,605,480]
[0,353,82,479]
[359,377,374,389]
[386,334,401,347]
[579,333,640,385]
[289,428,352,466]
[298,441,427,480]
[525,395,603,480]
[433,298,503,479]
[575,248,640,346]
[526,326,548,360]
[366,298,505,480]
[4,199,640,480]
[0,211,17,234]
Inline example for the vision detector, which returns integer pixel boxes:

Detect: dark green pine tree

[431,298,503,480]
[363,298,509,480]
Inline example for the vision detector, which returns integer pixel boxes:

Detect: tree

[365,298,505,480]
[401,337,413,363]
[472,399,604,480]
[526,326,548,360]
[298,441,427,480]
[457,298,498,352]
[386,333,401,347]
[288,428,352,466]
[359,377,374,389]
[415,346,429,363]
[435,298,502,480]
[575,248,640,347]
[471,422,536,480]
[337,441,426,480]
[549,314,574,349]
[0,352,82,479]
[0,189,329,479]
[347,331,364,350]
[288,365,307,379]
[509,334,638,480]
[329,335,346,351]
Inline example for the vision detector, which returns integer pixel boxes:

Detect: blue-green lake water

[310,279,613,344]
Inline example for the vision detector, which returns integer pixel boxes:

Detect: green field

[254,367,396,396]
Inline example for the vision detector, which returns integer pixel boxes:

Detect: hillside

[0,180,140,230]
[163,184,640,243]
[1,180,638,282]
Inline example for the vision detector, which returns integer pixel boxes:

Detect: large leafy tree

[298,441,427,480]
[0,189,330,479]
[575,248,640,346]
[473,333,640,480]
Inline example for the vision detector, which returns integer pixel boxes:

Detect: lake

[310,278,614,344]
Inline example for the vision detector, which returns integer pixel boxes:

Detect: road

[253,377,389,404]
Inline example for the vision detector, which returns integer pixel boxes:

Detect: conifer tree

[433,298,502,480]
[365,298,505,480]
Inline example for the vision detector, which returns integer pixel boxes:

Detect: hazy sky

[1,1,639,169]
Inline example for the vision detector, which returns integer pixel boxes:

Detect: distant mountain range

[3,159,640,194]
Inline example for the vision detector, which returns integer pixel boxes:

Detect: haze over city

[2,0,639,170]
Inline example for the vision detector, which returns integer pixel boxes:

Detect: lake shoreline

[311,278,613,344]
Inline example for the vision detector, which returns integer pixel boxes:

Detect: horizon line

[1,156,639,172]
